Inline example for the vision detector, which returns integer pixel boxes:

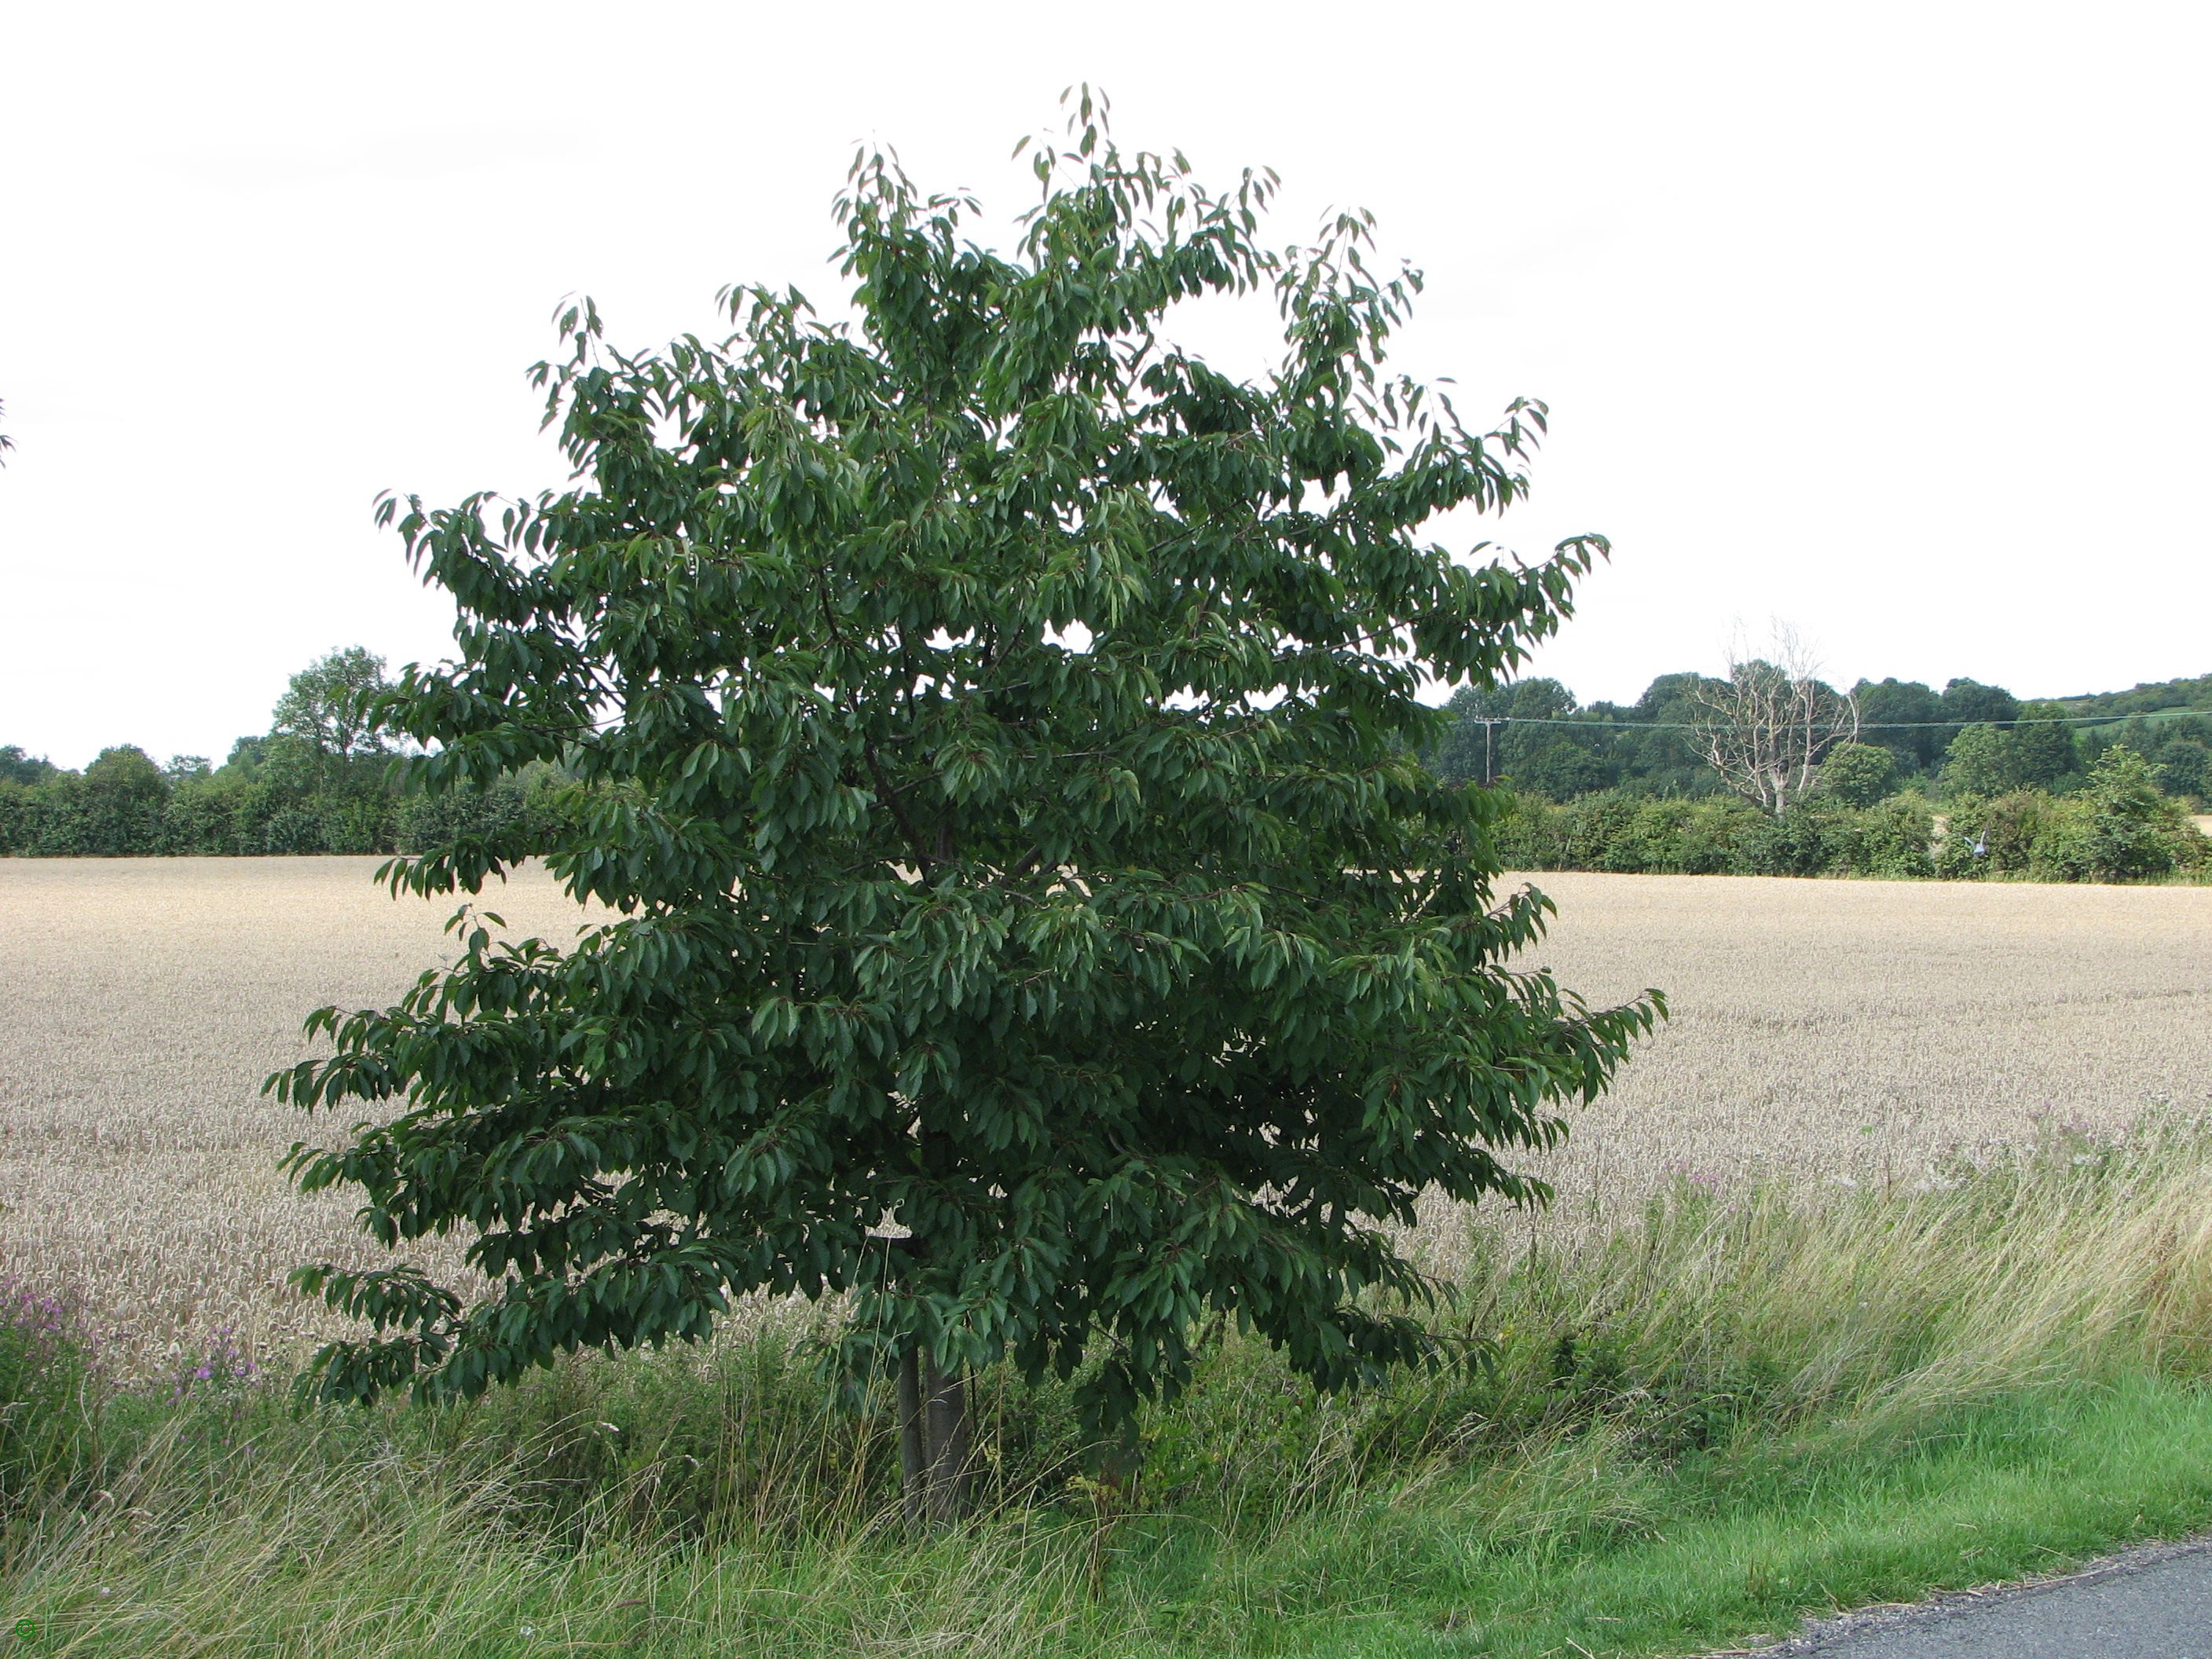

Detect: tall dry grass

[6,1115,2212,1656]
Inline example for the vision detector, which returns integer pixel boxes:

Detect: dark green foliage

[2009,706,2081,789]
[1939,708,2088,799]
[268,105,1660,1447]
[394,759,588,855]
[1816,742,1894,808]
[2077,745,2200,881]
[0,738,404,856]
[1426,676,1710,800]
[1431,679,1588,789]
[271,646,396,761]
[1939,789,2048,877]
[1497,791,1936,880]
[7,655,2193,862]
[79,745,170,854]
[0,649,594,859]
[1852,678,1946,769]
[1939,676,2020,733]
[2079,710,2212,775]
[1425,661,2211,817]
[1505,764,2206,886]
[1942,722,2020,797]
[1935,749,2207,881]
[2152,738,2210,803]
[1828,794,1942,878]
[0,745,56,786]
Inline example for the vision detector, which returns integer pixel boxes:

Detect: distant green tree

[1610,673,1717,797]
[271,647,395,761]
[1851,678,1944,770]
[1818,741,1895,807]
[1943,723,2020,797]
[253,733,326,794]
[2152,738,2210,803]
[1433,678,1586,787]
[2049,673,2212,720]
[84,745,167,801]
[80,745,170,853]
[270,103,1660,1522]
[0,745,56,786]
[1508,738,1611,800]
[1634,672,1712,720]
[2009,705,2079,789]
[1939,677,2020,737]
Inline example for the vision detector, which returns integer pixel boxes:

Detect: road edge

[1704,1532,2212,1654]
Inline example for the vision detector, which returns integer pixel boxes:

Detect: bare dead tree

[1688,622,1859,815]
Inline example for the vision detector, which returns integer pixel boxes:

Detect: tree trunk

[895,1335,971,1525]
[896,1339,928,1526]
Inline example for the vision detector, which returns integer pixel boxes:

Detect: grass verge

[5,1116,2212,1656]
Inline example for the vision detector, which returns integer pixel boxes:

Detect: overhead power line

[1448,712,2193,732]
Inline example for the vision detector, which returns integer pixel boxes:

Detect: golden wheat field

[2,857,2207,1377]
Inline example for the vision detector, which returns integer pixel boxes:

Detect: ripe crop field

[2,857,2207,1378]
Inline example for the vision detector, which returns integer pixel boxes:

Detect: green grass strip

[1133,1376,2212,1657]
[9,1378,2212,1656]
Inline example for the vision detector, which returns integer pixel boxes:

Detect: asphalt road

[1744,1539,2212,1657]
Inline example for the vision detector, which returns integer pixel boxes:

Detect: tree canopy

[269,99,1659,1504]
[271,646,396,761]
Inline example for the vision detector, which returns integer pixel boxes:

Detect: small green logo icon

[11,1617,35,1643]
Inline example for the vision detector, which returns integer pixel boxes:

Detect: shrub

[1740,801,1840,877]
[1933,763,2207,884]
[1829,792,1936,877]
[2078,746,2204,880]
[1936,789,2043,878]
[0,778,35,855]
[394,761,585,857]
[1492,793,1564,870]
[1818,742,1895,808]
[1497,790,1933,879]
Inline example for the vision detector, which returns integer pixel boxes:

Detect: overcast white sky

[3,0,2206,768]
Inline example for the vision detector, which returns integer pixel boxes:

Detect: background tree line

[1492,745,2207,883]
[1431,661,2210,883]
[5,647,2206,881]
[0,648,580,857]
[1429,667,2212,806]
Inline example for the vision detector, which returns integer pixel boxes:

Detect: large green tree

[1939,676,2020,742]
[1851,677,1944,770]
[273,100,1658,1520]
[2008,704,2079,789]
[1943,722,2021,797]
[271,646,395,761]
[1432,677,1592,789]
[1817,741,1895,807]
